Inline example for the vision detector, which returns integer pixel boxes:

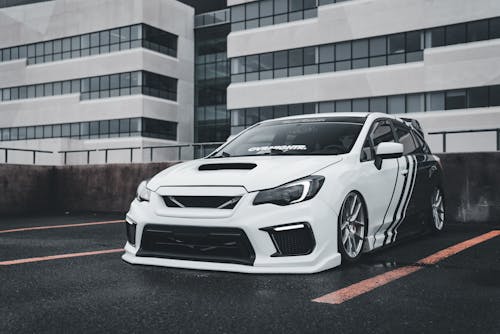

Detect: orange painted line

[0,248,123,266]
[313,230,500,305]
[0,220,124,234]
[417,230,500,265]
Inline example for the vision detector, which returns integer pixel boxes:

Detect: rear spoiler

[400,117,425,137]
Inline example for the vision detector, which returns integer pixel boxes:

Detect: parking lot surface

[1,213,499,333]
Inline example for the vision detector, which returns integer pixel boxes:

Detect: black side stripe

[383,156,409,246]
[374,158,400,241]
[391,155,418,243]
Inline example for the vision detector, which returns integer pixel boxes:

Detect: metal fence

[2,127,500,165]
[427,128,500,153]
[0,142,225,165]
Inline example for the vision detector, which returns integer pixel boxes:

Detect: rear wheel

[430,187,445,232]
[338,192,367,263]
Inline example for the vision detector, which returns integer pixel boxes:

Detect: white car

[123,112,445,274]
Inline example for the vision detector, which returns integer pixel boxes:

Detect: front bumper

[122,190,341,274]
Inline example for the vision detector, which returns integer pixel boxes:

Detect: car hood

[147,155,343,192]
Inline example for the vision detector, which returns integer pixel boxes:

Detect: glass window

[489,85,500,106]
[259,53,273,71]
[274,51,288,69]
[275,0,288,14]
[371,120,395,147]
[231,5,245,22]
[246,2,259,20]
[90,77,100,92]
[395,125,417,155]
[388,95,406,114]
[336,100,351,113]
[445,90,466,110]
[80,122,89,137]
[335,42,351,61]
[446,24,466,45]
[303,47,316,65]
[406,31,422,52]
[426,92,445,111]
[352,39,368,58]
[426,27,444,48]
[370,97,387,113]
[467,20,488,42]
[245,55,259,73]
[81,34,90,49]
[388,34,405,54]
[319,44,334,63]
[407,94,424,113]
[289,0,304,12]
[353,99,369,113]
[110,74,120,89]
[260,0,273,16]
[62,38,71,52]
[468,86,488,108]
[100,30,110,45]
[490,18,500,39]
[289,49,303,67]
[369,37,386,56]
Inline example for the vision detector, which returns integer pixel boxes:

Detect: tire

[430,186,445,232]
[338,192,368,263]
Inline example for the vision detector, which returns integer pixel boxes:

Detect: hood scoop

[198,163,257,171]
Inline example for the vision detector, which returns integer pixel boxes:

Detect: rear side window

[395,125,418,155]
[411,130,430,154]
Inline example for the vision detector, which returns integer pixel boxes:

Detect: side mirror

[226,135,236,142]
[374,142,403,169]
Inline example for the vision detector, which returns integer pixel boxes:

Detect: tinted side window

[361,120,396,161]
[395,125,418,155]
[372,120,396,146]
[411,130,430,154]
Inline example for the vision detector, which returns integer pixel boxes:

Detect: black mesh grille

[137,225,256,266]
[125,222,136,245]
[163,196,241,209]
[263,223,315,257]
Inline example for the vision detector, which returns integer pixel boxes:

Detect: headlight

[253,176,325,206]
[136,180,151,202]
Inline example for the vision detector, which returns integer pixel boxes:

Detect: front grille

[163,196,241,209]
[137,225,256,266]
[262,223,316,257]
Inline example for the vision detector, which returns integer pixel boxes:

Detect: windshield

[210,120,364,158]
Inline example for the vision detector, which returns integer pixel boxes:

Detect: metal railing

[0,147,53,164]
[56,142,225,165]
[428,128,500,153]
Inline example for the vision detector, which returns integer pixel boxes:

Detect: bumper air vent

[137,225,256,266]
[261,223,316,257]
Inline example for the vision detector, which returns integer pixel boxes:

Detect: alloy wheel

[431,188,445,231]
[339,192,367,259]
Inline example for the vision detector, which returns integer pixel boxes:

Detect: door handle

[401,169,409,175]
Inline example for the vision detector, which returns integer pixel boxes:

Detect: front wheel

[430,187,445,232]
[338,192,368,263]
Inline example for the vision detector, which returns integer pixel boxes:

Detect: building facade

[226,0,500,153]
[0,0,194,164]
[1,0,499,165]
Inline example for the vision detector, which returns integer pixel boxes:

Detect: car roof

[260,112,407,124]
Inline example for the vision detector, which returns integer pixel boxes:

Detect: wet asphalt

[0,213,499,334]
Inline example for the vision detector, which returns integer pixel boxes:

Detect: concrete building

[227,0,500,153]
[0,0,499,164]
[0,0,195,164]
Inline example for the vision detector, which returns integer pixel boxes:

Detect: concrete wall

[439,152,500,224]
[0,164,54,215]
[1,153,499,223]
